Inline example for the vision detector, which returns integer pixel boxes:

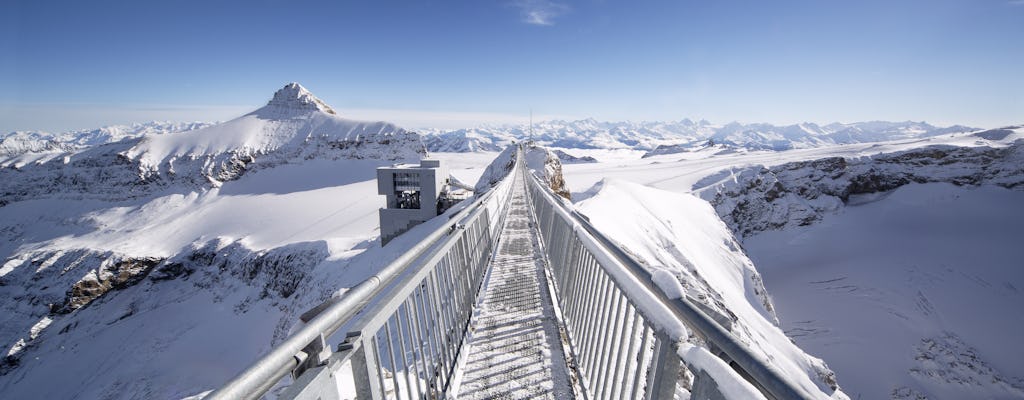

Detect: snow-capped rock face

[524,145,571,200]
[552,149,597,164]
[698,141,1024,239]
[259,82,337,117]
[473,144,571,200]
[0,83,426,205]
[423,119,976,153]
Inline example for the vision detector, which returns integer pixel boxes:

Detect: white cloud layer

[513,0,570,25]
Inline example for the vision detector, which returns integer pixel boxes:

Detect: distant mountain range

[2,105,988,161]
[419,119,979,153]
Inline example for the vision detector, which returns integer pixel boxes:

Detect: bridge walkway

[453,171,574,399]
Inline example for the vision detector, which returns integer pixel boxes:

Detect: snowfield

[575,179,844,398]
[0,84,440,399]
[1,81,1020,400]
[562,125,1024,399]
[745,182,1024,399]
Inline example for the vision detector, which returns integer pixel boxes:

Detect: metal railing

[208,143,825,400]
[205,152,518,400]
[524,157,823,400]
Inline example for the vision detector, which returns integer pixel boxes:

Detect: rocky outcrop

[0,237,329,376]
[155,238,329,302]
[0,249,164,373]
[525,145,571,200]
[700,142,1024,238]
[472,144,571,200]
[553,149,597,164]
[56,257,164,314]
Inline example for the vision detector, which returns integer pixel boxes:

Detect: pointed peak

[263,82,336,116]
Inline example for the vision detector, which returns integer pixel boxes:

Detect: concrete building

[377,159,450,245]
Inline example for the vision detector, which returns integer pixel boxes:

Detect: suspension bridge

[204,146,826,400]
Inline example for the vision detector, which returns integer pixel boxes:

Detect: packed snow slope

[421,119,975,153]
[745,183,1024,400]
[560,126,1024,399]
[576,180,845,399]
[0,83,458,400]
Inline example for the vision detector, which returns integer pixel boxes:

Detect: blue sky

[1,0,1022,132]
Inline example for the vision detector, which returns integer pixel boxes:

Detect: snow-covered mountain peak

[257,82,337,117]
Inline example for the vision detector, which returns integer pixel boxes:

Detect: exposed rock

[909,333,1024,396]
[701,142,1024,238]
[56,257,164,314]
[552,149,597,164]
[525,145,571,200]
[158,238,329,302]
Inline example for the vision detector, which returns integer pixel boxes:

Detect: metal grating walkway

[454,173,574,400]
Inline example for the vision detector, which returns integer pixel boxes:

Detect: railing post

[645,331,681,400]
[351,335,384,400]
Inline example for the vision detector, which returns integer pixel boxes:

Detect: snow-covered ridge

[422,119,978,153]
[0,121,213,158]
[698,139,1024,239]
[0,83,426,205]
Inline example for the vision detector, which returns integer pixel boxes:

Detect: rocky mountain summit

[0,83,425,205]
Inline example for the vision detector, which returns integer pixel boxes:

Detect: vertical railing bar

[558,223,574,291]
[410,286,435,398]
[584,272,613,394]
[558,236,577,328]
[612,302,640,400]
[426,271,452,387]
[561,235,581,315]
[630,324,653,400]
[577,256,603,387]
[439,257,460,365]
[442,260,461,380]
[595,288,625,399]
[384,319,403,400]
[566,239,587,336]
[417,283,441,391]
[451,239,469,334]
[370,334,389,400]
[572,253,596,382]
[395,304,419,400]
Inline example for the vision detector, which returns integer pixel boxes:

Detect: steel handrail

[205,152,520,400]
[523,160,822,400]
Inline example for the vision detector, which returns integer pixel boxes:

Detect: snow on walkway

[455,173,574,399]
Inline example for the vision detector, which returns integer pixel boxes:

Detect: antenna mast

[529,108,534,142]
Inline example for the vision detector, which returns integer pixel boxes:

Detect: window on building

[394,172,422,209]
[394,172,421,191]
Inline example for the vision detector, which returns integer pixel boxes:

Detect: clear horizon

[2,0,1022,133]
